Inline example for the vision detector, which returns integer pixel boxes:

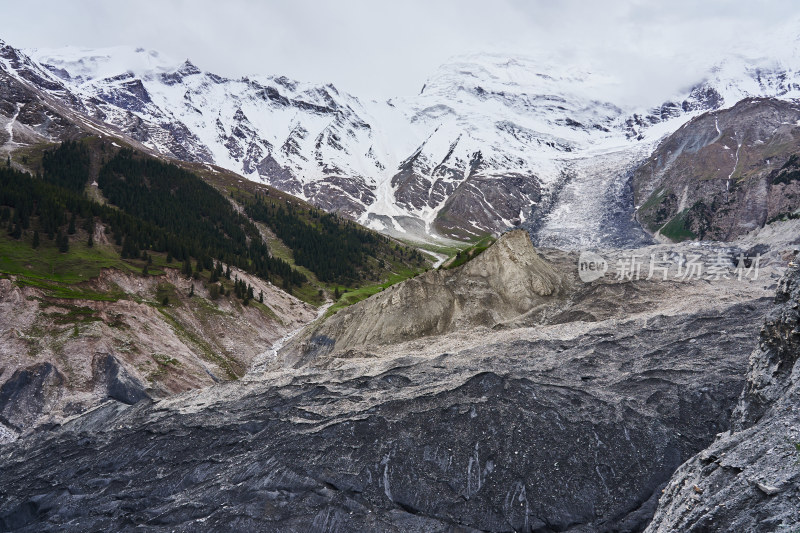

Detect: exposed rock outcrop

[94,353,150,405]
[0,363,64,432]
[646,263,800,532]
[285,229,565,366]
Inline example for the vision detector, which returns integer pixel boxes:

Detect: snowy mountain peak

[32,45,178,83]
[176,59,201,76]
[3,38,800,245]
[422,53,616,101]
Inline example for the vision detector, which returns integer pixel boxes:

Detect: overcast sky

[1,0,798,104]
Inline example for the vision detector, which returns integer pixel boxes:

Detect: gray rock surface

[0,363,64,432]
[645,264,800,532]
[0,282,772,531]
[95,353,150,405]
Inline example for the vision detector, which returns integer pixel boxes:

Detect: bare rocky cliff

[645,263,800,532]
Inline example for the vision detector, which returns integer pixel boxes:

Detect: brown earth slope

[634,98,800,241]
[0,266,315,443]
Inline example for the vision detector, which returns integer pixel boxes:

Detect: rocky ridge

[283,230,564,366]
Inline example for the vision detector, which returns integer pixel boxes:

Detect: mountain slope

[1,39,797,245]
[0,149,318,440]
[0,134,428,440]
[634,98,800,241]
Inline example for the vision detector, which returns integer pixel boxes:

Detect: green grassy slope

[2,137,430,309]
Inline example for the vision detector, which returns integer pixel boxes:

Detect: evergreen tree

[121,236,139,259]
[57,231,69,253]
[83,215,95,234]
[182,259,192,278]
[209,283,220,299]
[189,284,194,297]
[32,230,39,249]
[259,290,263,303]
[67,214,76,235]
[87,233,93,247]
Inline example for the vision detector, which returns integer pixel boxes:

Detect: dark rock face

[390,139,473,215]
[388,143,542,239]
[94,354,150,405]
[256,154,303,195]
[624,86,724,140]
[0,298,769,532]
[302,175,376,218]
[646,265,800,532]
[433,173,541,239]
[97,78,153,113]
[0,70,83,145]
[0,364,64,432]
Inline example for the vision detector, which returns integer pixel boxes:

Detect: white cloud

[1,0,798,105]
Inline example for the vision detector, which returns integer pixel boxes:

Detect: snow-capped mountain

[2,37,800,245]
